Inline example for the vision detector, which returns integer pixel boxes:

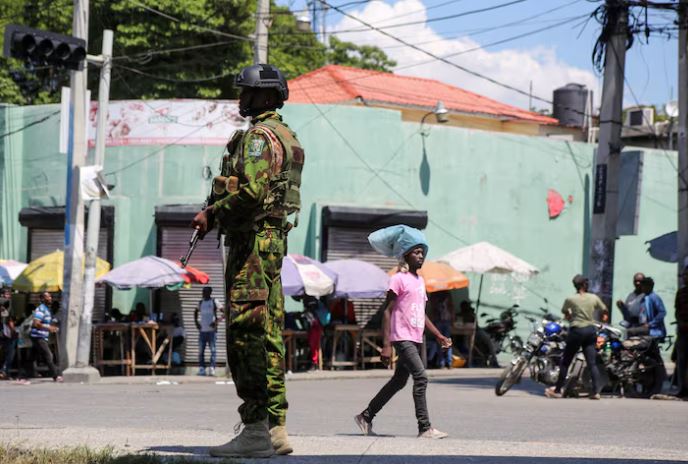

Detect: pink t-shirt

[388,272,427,343]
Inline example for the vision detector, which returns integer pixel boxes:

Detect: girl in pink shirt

[355,244,451,439]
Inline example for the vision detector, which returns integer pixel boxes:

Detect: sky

[279,0,679,114]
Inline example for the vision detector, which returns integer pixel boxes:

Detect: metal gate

[28,228,109,322]
[158,227,226,366]
[322,226,397,327]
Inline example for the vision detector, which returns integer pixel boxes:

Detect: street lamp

[420,100,449,135]
[295,12,311,32]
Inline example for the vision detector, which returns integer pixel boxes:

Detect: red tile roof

[288,64,558,125]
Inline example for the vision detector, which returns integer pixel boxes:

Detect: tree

[267,3,326,79]
[326,36,396,72]
[0,0,396,104]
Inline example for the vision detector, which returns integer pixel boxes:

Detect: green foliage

[326,36,396,72]
[0,0,396,104]
[268,3,326,79]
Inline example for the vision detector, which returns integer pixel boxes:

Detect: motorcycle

[481,305,524,357]
[564,324,668,398]
[494,311,565,396]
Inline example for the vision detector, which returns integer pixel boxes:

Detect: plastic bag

[367,225,429,259]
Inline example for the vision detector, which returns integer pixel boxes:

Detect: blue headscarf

[368,225,429,259]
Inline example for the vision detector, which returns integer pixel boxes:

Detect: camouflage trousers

[224,225,288,426]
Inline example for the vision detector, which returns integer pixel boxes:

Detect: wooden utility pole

[678,1,688,275]
[254,0,269,63]
[589,1,628,309]
[60,0,88,372]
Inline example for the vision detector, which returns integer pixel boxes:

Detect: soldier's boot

[209,419,274,458]
[270,425,294,455]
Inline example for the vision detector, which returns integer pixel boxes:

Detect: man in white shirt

[195,287,219,376]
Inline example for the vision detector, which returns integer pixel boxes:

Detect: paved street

[0,369,686,463]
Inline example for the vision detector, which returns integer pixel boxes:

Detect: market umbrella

[645,231,677,263]
[0,259,28,286]
[96,256,185,290]
[13,250,111,293]
[388,260,470,293]
[324,259,389,298]
[438,241,538,309]
[281,254,337,297]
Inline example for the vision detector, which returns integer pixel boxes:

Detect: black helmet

[235,64,289,101]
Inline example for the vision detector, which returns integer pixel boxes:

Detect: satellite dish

[665,100,679,118]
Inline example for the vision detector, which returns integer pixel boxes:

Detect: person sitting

[130,303,149,322]
[426,292,454,369]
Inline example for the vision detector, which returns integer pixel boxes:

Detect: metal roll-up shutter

[159,227,226,366]
[29,229,109,322]
[323,226,398,327]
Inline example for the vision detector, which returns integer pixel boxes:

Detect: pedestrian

[545,275,607,399]
[0,300,18,379]
[355,225,451,439]
[28,292,62,382]
[192,64,303,458]
[637,277,667,339]
[617,272,645,327]
[195,287,219,376]
[426,292,454,369]
[674,266,688,398]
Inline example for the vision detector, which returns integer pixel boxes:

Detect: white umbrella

[439,241,539,276]
[0,259,28,286]
[96,256,186,290]
[438,241,539,309]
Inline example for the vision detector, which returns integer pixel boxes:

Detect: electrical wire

[128,0,253,42]
[393,13,591,72]
[116,64,235,83]
[0,110,60,140]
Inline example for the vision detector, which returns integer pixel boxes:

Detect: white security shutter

[29,229,109,322]
[159,227,226,366]
[323,227,396,327]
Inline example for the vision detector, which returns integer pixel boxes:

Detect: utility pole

[678,1,688,277]
[589,1,627,310]
[60,0,89,372]
[254,0,269,63]
[66,29,113,383]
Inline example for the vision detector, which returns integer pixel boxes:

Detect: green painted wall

[0,102,679,340]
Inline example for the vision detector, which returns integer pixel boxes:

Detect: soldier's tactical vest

[254,117,304,226]
[214,117,304,231]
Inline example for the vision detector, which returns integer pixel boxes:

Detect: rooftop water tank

[552,83,589,127]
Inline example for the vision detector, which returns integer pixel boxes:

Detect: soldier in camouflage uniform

[191,64,303,459]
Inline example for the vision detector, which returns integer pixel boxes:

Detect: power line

[128,0,253,42]
[393,13,591,72]
[0,110,60,140]
[116,64,235,83]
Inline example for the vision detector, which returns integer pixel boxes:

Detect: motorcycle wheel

[495,355,527,396]
[622,362,665,399]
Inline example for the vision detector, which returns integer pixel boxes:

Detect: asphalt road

[0,370,686,463]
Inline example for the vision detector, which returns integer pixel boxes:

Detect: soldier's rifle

[180,195,215,268]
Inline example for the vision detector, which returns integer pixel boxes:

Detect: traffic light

[3,24,87,71]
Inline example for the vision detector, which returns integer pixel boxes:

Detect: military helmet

[235,64,289,101]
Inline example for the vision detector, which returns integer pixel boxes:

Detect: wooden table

[92,322,132,376]
[130,322,172,374]
[282,329,307,372]
[329,324,360,370]
[359,329,393,369]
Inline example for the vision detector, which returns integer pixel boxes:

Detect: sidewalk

[83,367,503,385]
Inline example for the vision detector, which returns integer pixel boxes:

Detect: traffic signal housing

[3,24,87,71]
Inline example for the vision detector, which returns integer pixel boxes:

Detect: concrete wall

[0,102,679,339]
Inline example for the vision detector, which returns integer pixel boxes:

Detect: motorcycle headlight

[527,332,542,346]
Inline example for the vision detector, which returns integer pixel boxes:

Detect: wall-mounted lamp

[420,100,449,135]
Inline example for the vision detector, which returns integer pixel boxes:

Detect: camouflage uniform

[213,111,303,426]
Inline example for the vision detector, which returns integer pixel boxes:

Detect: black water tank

[552,83,589,127]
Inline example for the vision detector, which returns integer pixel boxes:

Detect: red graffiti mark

[547,189,565,219]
